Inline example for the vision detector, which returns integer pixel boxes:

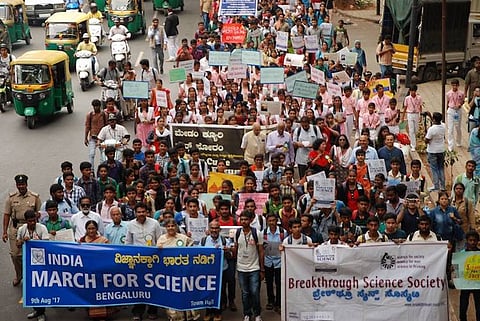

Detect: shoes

[266,303,273,310]
[428,186,438,192]
[160,68,164,74]
[254,316,263,321]
[27,311,40,319]
[37,315,46,321]
[229,302,237,312]
[243,316,250,321]
[166,57,175,62]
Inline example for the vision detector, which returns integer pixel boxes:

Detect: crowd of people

[3,0,480,321]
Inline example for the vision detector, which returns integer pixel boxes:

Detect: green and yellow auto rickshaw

[45,12,89,69]
[11,50,74,129]
[152,0,183,16]
[107,0,145,35]
[0,0,32,48]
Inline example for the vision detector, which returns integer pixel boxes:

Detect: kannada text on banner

[24,241,223,310]
[282,243,448,321]
[170,124,245,169]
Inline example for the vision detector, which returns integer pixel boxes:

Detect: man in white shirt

[266,122,295,165]
[241,123,266,165]
[70,196,105,241]
[407,216,440,242]
[96,113,130,161]
[425,112,446,191]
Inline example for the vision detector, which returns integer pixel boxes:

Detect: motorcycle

[96,137,130,161]
[75,50,99,91]
[0,70,11,112]
[110,33,130,71]
[89,18,105,47]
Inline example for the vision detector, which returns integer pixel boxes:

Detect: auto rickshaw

[0,0,32,47]
[11,50,74,129]
[152,0,183,16]
[45,12,89,69]
[106,0,145,35]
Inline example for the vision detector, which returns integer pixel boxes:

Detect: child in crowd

[383,213,406,242]
[385,98,400,134]
[387,157,405,186]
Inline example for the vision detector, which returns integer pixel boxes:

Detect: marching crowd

[3,0,480,321]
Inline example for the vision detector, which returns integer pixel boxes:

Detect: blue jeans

[202,12,210,30]
[237,270,261,317]
[428,152,445,190]
[380,64,393,77]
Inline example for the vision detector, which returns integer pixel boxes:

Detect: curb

[336,9,380,24]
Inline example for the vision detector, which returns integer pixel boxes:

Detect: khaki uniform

[4,190,41,280]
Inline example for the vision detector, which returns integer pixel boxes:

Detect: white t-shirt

[425,123,446,153]
[235,228,263,272]
[282,234,312,245]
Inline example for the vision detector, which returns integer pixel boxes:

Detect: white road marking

[135,51,144,67]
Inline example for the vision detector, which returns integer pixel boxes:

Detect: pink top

[446,89,465,109]
[385,108,400,126]
[320,91,332,106]
[356,98,371,118]
[363,112,380,129]
[372,94,390,114]
[403,94,423,113]
[342,95,356,116]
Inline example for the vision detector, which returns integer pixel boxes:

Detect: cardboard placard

[209,51,231,66]
[122,81,149,99]
[260,67,285,84]
[292,81,319,99]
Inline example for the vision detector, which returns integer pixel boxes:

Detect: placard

[48,228,74,242]
[260,67,285,84]
[186,217,209,244]
[332,70,351,84]
[192,71,205,80]
[292,81,319,100]
[260,101,282,115]
[307,171,326,182]
[304,35,319,53]
[236,193,269,216]
[199,193,232,210]
[404,180,421,195]
[366,159,387,179]
[340,52,358,66]
[221,23,247,43]
[219,0,257,16]
[241,50,261,66]
[207,173,245,193]
[156,90,168,107]
[310,66,325,85]
[169,68,187,83]
[326,82,342,97]
[284,53,305,67]
[276,31,288,51]
[178,59,194,74]
[312,178,335,206]
[285,70,308,92]
[452,251,480,289]
[291,36,304,50]
[254,171,263,191]
[122,81,149,99]
[209,51,231,66]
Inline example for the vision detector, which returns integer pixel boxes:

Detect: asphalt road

[0,9,381,321]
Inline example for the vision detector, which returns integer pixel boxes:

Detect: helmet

[82,33,90,39]
[0,43,8,49]
[90,2,97,7]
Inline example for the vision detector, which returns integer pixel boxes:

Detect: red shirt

[218,216,235,226]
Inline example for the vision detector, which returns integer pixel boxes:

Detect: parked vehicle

[11,50,74,129]
[25,0,65,25]
[380,0,480,82]
[0,0,32,47]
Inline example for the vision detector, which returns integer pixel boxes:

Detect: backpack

[295,125,319,142]
[263,227,286,241]
[236,227,259,245]
[376,42,384,63]
[286,233,308,245]
[200,235,227,246]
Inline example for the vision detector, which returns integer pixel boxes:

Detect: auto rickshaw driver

[76,33,98,74]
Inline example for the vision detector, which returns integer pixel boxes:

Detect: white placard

[192,71,205,80]
[366,159,387,180]
[156,90,167,107]
[276,31,289,51]
[304,35,319,53]
[284,53,305,67]
[310,66,326,85]
[186,217,209,243]
[326,82,342,97]
[49,228,75,242]
[307,171,326,182]
[313,178,336,205]
[404,180,421,195]
[340,52,358,66]
[331,70,351,84]
[292,36,305,50]
[178,59,194,75]
[313,245,337,264]
[254,171,263,191]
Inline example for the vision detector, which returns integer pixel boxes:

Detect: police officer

[2,174,41,286]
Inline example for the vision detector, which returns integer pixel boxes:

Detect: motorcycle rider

[86,2,102,21]
[96,113,130,161]
[96,60,121,84]
[76,33,98,75]
[108,17,131,39]
[0,43,14,111]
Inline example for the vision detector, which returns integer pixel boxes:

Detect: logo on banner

[31,248,46,265]
[381,252,396,270]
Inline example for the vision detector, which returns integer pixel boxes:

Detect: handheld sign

[241,50,261,66]
[169,68,187,83]
[209,51,231,66]
[122,81,149,99]
[292,81,319,100]
[260,67,285,84]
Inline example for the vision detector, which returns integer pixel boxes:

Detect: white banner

[282,243,448,321]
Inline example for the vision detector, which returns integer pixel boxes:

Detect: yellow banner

[368,78,394,98]
[207,172,245,193]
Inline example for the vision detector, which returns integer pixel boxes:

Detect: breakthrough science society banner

[23,241,223,310]
[282,243,448,321]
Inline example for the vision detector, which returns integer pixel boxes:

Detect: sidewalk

[336,8,380,24]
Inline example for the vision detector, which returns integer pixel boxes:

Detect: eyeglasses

[80,204,91,208]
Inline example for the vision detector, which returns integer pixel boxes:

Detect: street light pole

[405,0,419,88]
[441,0,446,120]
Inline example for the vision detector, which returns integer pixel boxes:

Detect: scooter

[110,34,130,71]
[89,18,105,47]
[75,50,99,91]
[96,136,130,161]
[100,79,120,106]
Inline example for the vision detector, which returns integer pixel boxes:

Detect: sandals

[12,278,22,287]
